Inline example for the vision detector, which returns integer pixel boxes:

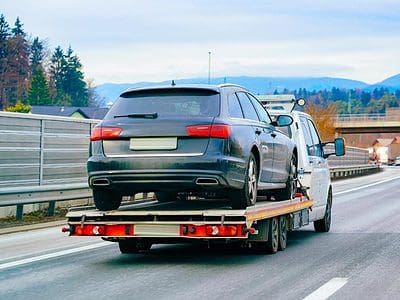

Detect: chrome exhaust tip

[195,178,219,185]
[92,178,111,186]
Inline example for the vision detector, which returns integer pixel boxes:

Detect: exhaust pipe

[92,178,111,186]
[195,178,219,185]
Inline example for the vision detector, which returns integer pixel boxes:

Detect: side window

[307,119,323,157]
[236,92,259,121]
[227,93,244,118]
[247,93,272,124]
[299,117,315,156]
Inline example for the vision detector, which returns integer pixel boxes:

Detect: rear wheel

[278,216,288,251]
[155,192,178,202]
[274,154,297,201]
[314,189,332,232]
[258,217,279,254]
[231,153,258,209]
[118,239,152,254]
[93,189,122,211]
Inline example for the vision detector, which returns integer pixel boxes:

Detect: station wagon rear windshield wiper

[113,113,158,119]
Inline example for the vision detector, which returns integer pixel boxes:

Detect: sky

[2,0,400,85]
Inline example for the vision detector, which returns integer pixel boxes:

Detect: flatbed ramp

[64,197,313,254]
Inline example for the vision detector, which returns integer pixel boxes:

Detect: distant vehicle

[88,84,296,211]
[260,95,345,231]
[395,156,400,166]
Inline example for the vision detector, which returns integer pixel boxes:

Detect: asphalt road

[1,167,400,300]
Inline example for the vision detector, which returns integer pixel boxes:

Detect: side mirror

[334,137,346,156]
[271,115,293,127]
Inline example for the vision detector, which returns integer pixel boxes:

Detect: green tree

[30,37,45,68]
[49,46,88,106]
[0,14,10,109]
[28,67,51,105]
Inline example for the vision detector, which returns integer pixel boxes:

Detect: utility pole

[208,51,211,84]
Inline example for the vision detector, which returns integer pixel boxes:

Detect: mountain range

[95,74,400,103]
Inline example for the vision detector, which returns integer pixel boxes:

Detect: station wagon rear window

[106,89,220,119]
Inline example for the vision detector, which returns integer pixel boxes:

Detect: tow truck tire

[274,154,297,201]
[118,240,152,254]
[231,153,258,209]
[265,217,279,254]
[155,192,178,202]
[278,216,287,251]
[93,189,122,211]
[314,189,332,232]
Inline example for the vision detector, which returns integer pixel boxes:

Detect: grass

[0,207,68,229]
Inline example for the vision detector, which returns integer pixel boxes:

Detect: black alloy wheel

[231,153,258,209]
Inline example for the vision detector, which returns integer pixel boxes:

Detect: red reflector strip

[180,224,245,237]
[71,224,133,236]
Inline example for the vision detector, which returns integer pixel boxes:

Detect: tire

[155,192,178,202]
[93,189,122,211]
[278,216,288,251]
[118,239,152,254]
[314,189,332,232]
[265,217,279,254]
[231,153,258,209]
[274,154,297,201]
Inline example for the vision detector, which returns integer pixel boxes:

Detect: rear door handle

[255,128,262,135]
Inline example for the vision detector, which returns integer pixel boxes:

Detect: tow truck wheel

[314,189,332,232]
[278,216,287,251]
[118,240,152,254]
[231,153,258,209]
[266,217,279,254]
[93,189,122,211]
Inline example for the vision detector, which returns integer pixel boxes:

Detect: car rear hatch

[99,88,221,157]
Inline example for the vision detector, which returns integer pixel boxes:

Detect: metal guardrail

[330,164,380,180]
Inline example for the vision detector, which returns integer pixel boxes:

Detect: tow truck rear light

[206,225,237,236]
[90,127,122,141]
[186,124,230,139]
[69,224,132,236]
[180,224,244,237]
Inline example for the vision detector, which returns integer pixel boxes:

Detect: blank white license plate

[129,137,177,150]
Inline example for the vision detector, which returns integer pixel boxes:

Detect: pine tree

[30,37,44,68]
[0,14,10,109]
[50,46,88,106]
[28,67,51,105]
[11,17,24,36]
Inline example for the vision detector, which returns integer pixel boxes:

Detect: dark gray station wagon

[88,84,297,210]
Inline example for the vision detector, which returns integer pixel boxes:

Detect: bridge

[335,113,400,134]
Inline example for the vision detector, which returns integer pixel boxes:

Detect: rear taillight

[186,124,230,139]
[90,127,122,141]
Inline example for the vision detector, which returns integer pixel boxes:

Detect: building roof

[31,106,109,119]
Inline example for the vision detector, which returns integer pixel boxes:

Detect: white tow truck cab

[261,94,345,231]
[63,95,345,254]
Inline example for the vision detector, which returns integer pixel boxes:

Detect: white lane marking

[336,175,400,196]
[303,277,348,300]
[0,242,110,271]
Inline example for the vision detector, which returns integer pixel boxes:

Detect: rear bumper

[87,154,246,193]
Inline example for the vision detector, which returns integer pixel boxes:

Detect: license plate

[129,137,177,150]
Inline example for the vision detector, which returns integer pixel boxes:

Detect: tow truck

[63,95,345,254]
[64,193,313,254]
